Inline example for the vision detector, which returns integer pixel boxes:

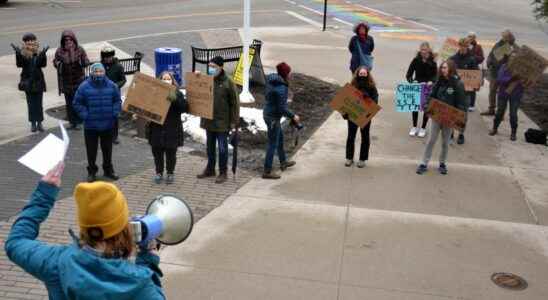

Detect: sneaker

[409,127,418,137]
[468,106,476,112]
[262,170,281,179]
[197,168,216,179]
[280,161,296,171]
[154,174,163,184]
[418,128,427,138]
[345,159,353,167]
[215,172,228,184]
[457,134,465,145]
[438,163,448,175]
[166,174,174,184]
[357,160,366,168]
[104,172,119,181]
[416,164,428,175]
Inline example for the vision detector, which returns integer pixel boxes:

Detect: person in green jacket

[197,56,240,184]
[101,46,127,145]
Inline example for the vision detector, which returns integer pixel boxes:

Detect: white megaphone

[130,194,194,246]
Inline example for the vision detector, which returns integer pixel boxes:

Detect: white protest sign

[18,123,70,175]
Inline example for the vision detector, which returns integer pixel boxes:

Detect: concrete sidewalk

[160,25,548,299]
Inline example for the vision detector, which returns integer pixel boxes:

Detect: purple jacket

[496,64,523,100]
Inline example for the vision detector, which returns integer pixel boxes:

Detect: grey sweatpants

[421,121,452,165]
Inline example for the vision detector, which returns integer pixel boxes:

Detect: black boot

[87,166,98,182]
[510,128,517,141]
[215,171,228,184]
[104,172,119,181]
[489,123,498,136]
[197,168,216,179]
[31,122,37,133]
[37,122,44,132]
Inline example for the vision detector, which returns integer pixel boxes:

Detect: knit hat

[276,62,291,80]
[90,62,105,73]
[74,182,129,239]
[100,46,115,59]
[210,56,224,67]
[22,33,37,42]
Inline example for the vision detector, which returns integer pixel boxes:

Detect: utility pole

[323,0,328,31]
[239,0,255,103]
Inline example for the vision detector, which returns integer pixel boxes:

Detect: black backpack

[524,128,547,145]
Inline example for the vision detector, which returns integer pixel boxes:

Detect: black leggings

[152,147,177,175]
[412,112,429,129]
[346,120,371,161]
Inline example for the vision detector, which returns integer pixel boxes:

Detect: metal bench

[84,52,144,77]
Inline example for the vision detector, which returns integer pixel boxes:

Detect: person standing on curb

[197,56,239,184]
[73,63,121,182]
[5,162,166,299]
[12,33,48,133]
[467,32,485,112]
[54,30,90,130]
[348,22,375,73]
[148,72,187,184]
[101,46,126,145]
[406,41,437,138]
[417,60,466,176]
[262,62,299,179]
[344,65,379,168]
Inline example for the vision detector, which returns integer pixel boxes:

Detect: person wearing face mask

[73,63,122,182]
[54,30,90,130]
[344,66,379,168]
[417,60,466,175]
[101,47,126,145]
[348,22,375,73]
[406,42,437,138]
[466,32,485,112]
[197,56,240,184]
[12,33,49,133]
[147,72,188,184]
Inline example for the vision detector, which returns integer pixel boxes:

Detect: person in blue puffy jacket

[4,163,166,300]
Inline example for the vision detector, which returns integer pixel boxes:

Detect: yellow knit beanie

[74,182,129,239]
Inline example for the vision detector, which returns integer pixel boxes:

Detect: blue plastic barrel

[154,47,183,85]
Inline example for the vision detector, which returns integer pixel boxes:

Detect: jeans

[84,129,114,175]
[152,147,177,175]
[494,93,521,130]
[412,111,429,129]
[25,92,44,123]
[264,117,286,171]
[469,91,476,108]
[206,131,229,173]
[113,119,119,141]
[346,120,371,161]
[65,92,80,126]
[421,121,452,165]
[460,92,472,134]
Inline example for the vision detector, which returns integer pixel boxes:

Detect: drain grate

[491,273,528,291]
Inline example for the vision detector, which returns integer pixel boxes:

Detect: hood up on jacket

[60,30,79,49]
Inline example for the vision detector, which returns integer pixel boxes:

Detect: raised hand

[41,162,65,187]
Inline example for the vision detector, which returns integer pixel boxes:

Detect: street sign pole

[239,0,255,103]
[322,0,327,31]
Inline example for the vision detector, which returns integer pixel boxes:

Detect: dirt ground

[521,73,548,132]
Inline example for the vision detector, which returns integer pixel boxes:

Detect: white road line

[298,4,324,16]
[333,17,353,27]
[285,10,322,28]
[283,0,297,5]
[355,3,438,32]
[107,27,239,42]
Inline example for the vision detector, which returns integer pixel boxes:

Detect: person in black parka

[12,33,49,133]
[147,71,188,185]
[101,46,127,145]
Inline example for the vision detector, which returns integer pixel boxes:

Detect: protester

[348,22,375,73]
[483,30,517,116]
[4,163,166,299]
[466,32,485,112]
[148,72,187,184]
[417,60,466,175]
[406,41,437,138]
[197,56,239,184]
[73,63,121,182]
[262,62,299,179]
[101,46,127,145]
[449,38,478,145]
[12,33,48,133]
[344,65,379,168]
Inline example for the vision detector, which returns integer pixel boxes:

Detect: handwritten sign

[507,45,548,85]
[420,83,432,111]
[395,83,422,112]
[330,83,382,128]
[427,99,466,131]
[493,42,514,62]
[123,72,174,125]
[233,47,256,86]
[184,72,214,119]
[457,69,482,91]
[439,38,459,62]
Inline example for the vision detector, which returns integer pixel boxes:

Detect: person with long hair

[406,41,437,138]
[344,65,379,168]
[5,163,165,299]
[417,60,466,175]
[348,22,375,73]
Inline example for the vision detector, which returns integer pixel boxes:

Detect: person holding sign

[73,63,122,182]
[406,42,437,138]
[417,60,465,175]
[467,32,485,112]
[197,56,240,184]
[147,72,188,184]
[343,66,379,168]
[348,22,375,73]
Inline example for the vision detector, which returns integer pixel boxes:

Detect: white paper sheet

[18,123,71,175]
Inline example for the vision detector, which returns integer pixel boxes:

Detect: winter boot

[197,168,216,179]
[510,128,517,141]
[215,171,228,184]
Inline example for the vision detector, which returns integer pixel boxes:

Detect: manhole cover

[491,273,528,290]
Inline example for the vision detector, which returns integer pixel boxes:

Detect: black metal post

[323,0,327,31]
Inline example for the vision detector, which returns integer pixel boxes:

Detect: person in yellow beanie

[5,163,166,299]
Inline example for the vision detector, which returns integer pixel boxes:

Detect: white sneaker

[345,159,353,167]
[418,128,427,138]
[409,127,418,137]
[357,160,366,168]
[468,106,476,112]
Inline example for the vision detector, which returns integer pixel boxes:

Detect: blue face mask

[91,74,105,83]
[208,67,218,76]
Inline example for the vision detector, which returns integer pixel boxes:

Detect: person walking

[416,60,466,175]
[5,163,166,299]
[344,65,379,168]
[148,72,188,184]
[73,63,121,182]
[482,30,517,116]
[467,32,485,112]
[54,30,90,130]
[262,62,299,179]
[197,56,239,184]
[348,22,375,73]
[12,33,48,133]
[406,41,437,138]
[101,46,127,145]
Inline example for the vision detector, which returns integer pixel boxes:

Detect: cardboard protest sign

[507,45,548,85]
[123,72,174,125]
[457,69,482,91]
[330,83,382,128]
[427,99,466,131]
[233,47,256,86]
[184,72,214,119]
[420,83,432,112]
[493,42,513,62]
[394,83,422,112]
[439,38,459,61]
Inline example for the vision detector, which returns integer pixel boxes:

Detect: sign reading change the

[124,72,174,125]
[395,83,422,112]
[427,99,466,131]
[184,72,214,119]
[507,45,548,85]
[330,84,382,128]
[457,69,482,91]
